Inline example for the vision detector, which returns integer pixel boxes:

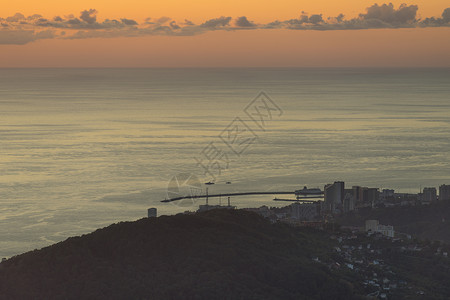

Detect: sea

[1,68,449,258]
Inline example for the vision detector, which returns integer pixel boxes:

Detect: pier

[161,190,324,203]
[273,197,320,203]
[161,191,295,202]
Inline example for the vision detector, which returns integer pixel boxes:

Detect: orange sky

[0,1,449,67]
[2,0,448,22]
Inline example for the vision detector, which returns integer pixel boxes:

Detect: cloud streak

[0,3,449,45]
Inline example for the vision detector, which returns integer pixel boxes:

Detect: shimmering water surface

[1,68,449,257]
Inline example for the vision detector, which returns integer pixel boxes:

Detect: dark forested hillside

[4,208,450,299]
[0,209,361,300]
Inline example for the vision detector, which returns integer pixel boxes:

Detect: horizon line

[2,66,450,69]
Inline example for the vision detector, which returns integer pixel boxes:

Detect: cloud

[419,7,450,27]
[0,4,449,45]
[156,17,171,24]
[35,29,55,39]
[121,18,138,26]
[27,14,43,21]
[335,14,345,23]
[235,16,256,27]
[442,8,450,22]
[6,13,25,22]
[66,29,137,40]
[0,30,35,44]
[80,9,97,24]
[169,21,180,29]
[183,19,195,26]
[360,3,418,25]
[201,16,232,29]
[308,14,324,24]
[67,18,82,25]
[279,3,421,30]
[283,13,324,28]
[0,29,55,45]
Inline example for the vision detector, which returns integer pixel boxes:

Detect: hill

[0,209,361,300]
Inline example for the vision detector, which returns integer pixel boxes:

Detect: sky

[0,0,449,67]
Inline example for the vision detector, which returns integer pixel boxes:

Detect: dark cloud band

[0,3,449,45]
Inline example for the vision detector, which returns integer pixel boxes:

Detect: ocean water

[1,68,449,257]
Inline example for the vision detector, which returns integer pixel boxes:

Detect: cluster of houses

[321,228,448,298]
[325,230,408,298]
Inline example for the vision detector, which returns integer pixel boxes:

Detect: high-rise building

[365,220,379,232]
[352,186,361,204]
[147,208,157,218]
[366,188,380,205]
[324,181,344,213]
[380,189,395,201]
[365,220,394,238]
[439,184,450,201]
[291,203,319,221]
[354,187,379,206]
[343,192,355,213]
[422,187,437,203]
